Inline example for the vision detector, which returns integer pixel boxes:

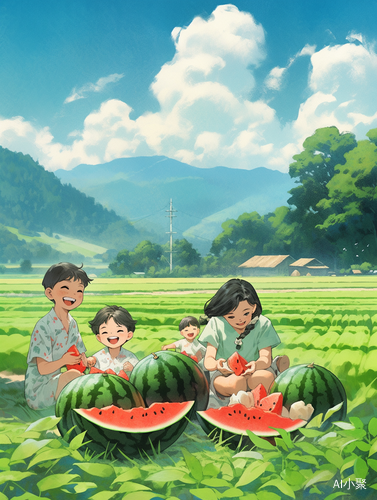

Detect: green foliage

[1,278,377,498]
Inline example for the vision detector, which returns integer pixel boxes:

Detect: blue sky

[1,0,377,172]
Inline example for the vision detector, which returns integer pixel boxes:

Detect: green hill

[0,146,151,263]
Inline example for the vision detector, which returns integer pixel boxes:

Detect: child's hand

[86,356,97,368]
[161,345,167,351]
[123,361,134,372]
[217,358,233,375]
[242,361,256,376]
[80,352,88,367]
[62,351,81,366]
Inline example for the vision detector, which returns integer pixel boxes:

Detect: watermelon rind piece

[72,400,195,458]
[271,363,347,431]
[55,373,145,440]
[129,351,209,412]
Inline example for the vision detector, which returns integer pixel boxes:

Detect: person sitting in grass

[25,262,92,410]
[162,316,206,362]
[86,305,139,376]
[199,278,289,408]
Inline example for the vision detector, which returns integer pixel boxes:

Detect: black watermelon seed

[248,417,250,420]
[99,411,102,415]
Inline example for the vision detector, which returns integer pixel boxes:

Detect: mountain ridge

[56,156,295,254]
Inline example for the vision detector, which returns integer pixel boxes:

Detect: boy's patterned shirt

[93,346,139,374]
[25,308,86,410]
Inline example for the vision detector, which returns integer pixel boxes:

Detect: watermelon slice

[118,370,129,381]
[66,345,86,373]
[89,367,129,380]
[227,352,248,376]
[251,383,267,406]
[258,392,283,415]
[197,404,306,440]
[73,400,195,458]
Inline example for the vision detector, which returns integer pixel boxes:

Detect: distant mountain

[56,156,295,254]
[0,146,147,255]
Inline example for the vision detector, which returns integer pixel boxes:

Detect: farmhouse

[289,258,329,276]
[238,255,296,277]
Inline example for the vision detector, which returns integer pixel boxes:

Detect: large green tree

[317,130,377,266]
[286,126,358,262]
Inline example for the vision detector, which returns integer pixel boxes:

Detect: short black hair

[42,262,92,289]
[179,316,200,331]
[89,305,137,335]
[204,278,262,319]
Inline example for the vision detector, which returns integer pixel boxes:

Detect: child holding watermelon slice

[161,316,206,362]
[86,305,139,376]
[25,262,92,410]
[199,278,289,408]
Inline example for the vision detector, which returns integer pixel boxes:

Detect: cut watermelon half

[197,404,306,438]
[227,352,248,376]
[72,400,195,458]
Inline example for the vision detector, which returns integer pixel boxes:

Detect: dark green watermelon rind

[271,364,347,431]
[129,351,209,411]
[55,374,145,439]
[71,400,195,459]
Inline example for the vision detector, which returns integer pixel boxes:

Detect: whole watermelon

[129,351,209,412]
[55,373,145,439]
[271,363,347,430]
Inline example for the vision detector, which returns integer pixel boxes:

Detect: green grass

[1,278,377,498]
[4,226,107,258]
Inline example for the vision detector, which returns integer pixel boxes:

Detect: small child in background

[86,305,139,376]
[25,262,92,410]
[162,316,206,362]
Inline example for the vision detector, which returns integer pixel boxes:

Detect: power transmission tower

[166,199,177,273]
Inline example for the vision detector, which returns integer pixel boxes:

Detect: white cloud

[64,73,124,104]
[1,5,377,175]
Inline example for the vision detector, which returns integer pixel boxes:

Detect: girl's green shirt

[199,314,281,361]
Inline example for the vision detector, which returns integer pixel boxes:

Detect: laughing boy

[86,305,139,376]
[25,262,92,410]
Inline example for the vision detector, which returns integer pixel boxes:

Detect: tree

[172,239,201,268]
[20,259,32,274]
[286,126,358,263]
[317,131,377,266]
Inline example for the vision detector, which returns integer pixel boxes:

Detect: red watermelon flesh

[89,367,103,374]
[74,400,194,433]
[197,404,306,437]
[118,370,129,381]
[227,352,248,376]
[66,345,86,373]
[252,383,267,406]
[89,367,129,380]
[258,392,283,415]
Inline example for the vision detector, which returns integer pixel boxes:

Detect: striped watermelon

[55,373,145,439]
[72,401,195,459]
[129,351,209,411]
[271,363,347,430]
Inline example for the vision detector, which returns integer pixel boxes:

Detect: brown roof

[306,265,329,269]
[239,255,294,269]
[290,258,326,267]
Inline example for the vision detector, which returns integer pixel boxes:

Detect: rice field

[1,277,377,499]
